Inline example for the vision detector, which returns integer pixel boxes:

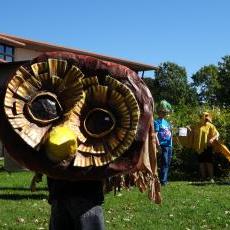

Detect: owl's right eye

[26,92,63,125]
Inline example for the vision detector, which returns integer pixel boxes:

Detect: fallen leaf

[16,217,25,223]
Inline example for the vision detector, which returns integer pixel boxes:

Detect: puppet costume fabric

[191,121,218,154]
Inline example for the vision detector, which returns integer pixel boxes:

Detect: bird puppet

[0,52,161,204]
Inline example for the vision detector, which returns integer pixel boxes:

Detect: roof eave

[0,33,157,71]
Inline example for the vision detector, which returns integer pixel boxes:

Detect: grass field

[0,163,230,229]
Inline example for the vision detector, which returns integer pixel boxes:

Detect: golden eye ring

[83,108,116,138]
[26,91,63,125]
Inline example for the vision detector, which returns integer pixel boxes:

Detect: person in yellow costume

[188,112,219,181]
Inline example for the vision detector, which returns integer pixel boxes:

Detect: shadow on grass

[215,181,230,185]
[188,181,230,186]
[0,193,48,200]
[0,186,47,191]
[0,167,5,172]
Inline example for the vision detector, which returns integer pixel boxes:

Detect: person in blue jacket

[154,100,173,186]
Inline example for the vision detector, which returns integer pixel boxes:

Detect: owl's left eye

[84,108,116,138]
[26,92,63,125]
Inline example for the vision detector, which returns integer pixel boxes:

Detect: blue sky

[1,0,230,78]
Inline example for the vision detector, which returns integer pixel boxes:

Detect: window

[0,44,14,62]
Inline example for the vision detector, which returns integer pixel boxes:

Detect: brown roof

[0,35,25,47]
[0,33,157,72]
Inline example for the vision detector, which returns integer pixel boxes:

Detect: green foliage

[155,62,198,105]
[191,55,230,107]
[192,65,220,105]
[144,55,230,107]
[217,55,230,106]
[144,62,198,106]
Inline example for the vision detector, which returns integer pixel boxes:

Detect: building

[0,33,157,75]
[0,33,157,170]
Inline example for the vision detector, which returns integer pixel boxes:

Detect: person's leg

[199,162,206,180]
[68,197,105,230]
[49,200,74,230]
[30,173,43,192]
[199,147,214,181]
[160,146,167,185]
[167,146,173,167]
[160,146,172,185]
[198,151,208,181]
[80,205,105,230]
[206,162,214,179]
[206,146,214,180]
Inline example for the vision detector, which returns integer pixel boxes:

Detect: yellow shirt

[191,122,218,154]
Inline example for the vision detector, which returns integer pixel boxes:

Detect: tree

[192,65,220,105]
[143,77,155,95]
[217,55,230,106]
[152,62,198,105]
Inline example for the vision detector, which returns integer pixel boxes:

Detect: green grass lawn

[0,162,230,229]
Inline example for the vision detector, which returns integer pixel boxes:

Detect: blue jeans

[49,197,105,230]
[160,146,172,185]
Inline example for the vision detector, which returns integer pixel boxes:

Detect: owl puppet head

[0,52,160,203]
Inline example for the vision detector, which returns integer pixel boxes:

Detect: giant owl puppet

[0,52,161,204]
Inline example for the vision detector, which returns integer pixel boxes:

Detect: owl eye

[84,108,116,138]
[26,92,63,125]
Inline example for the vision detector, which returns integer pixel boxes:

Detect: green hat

[157,100,173,113]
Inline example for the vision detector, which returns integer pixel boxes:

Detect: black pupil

[30,96,60,120]
[85,110,114,135]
